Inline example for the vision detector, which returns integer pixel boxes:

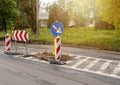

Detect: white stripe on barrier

[14,30,17,41]
[22,31,25,41]
[18,31,21,41]
[56,38,61,48]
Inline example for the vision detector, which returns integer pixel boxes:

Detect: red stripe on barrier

[20,31,24,41]
[15,30,19,41]
[57,56,61,61]
[5,35,9,39]
[56,38,60,43]
[6,40,10,46]
[24,31,28,42]
[7,47,11,51]
[57,45,60,53]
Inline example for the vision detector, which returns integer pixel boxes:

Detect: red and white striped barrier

[12,30,29,42]
[55,37,61,61]
[5,34,11,52]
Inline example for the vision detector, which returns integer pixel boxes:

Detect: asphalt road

[0,54,120,85]
[0,42,120,85]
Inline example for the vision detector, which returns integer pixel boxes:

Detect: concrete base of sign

[4,51,22,55]
[49,59,66,65]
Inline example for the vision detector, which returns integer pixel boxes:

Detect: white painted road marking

[25,57,33,59]
[71,57,90,68]
[97,60,112,73]
[64,55,120,79]
[111,63,120,75]
[83,59,100,70]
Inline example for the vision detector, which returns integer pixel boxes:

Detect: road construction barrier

[12,30,29,42]
[12,30,29,54]
[5,34,11,52]
[50,21,64,62]
[55,36,61,61]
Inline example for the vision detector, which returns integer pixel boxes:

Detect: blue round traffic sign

[50,21,64,37]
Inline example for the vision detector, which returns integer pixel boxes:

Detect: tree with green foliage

[16,0,39,35]
[64,0,84,27]
[14,0,30,29]
[65,0,97,27]
[48,2,69,28]
[96,0,120,30]
[0,0,18,32]
[70,0,86,27]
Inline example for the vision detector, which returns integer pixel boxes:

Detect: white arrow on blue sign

[50,21,64,37]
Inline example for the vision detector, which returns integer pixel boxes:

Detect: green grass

[29,28,54,43]
[61,28,120,51]
[0,27,120,51]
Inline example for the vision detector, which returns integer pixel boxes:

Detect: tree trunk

[31,24,37,34]
[3,18,7,32]
[31,0,39,35]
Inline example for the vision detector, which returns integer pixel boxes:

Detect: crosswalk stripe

[66,61,72,64]
[83,59,100,70]
[25,57,33,59]
[75,56,82,59]
[30,58,39,62]
[19,56,24,59]
[14,55,21,58]
[97,60,112,72]
[111,63,120,75]
[37,60,48,64]
[71,57,90,68]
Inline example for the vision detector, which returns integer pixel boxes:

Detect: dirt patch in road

[34,52,74,61]
[22,52,74,65]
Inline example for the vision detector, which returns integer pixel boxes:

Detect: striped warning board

[55,37,61,61]
[12,30,29,42]
[5,34,11,52]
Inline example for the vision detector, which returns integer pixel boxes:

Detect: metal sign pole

[50,21,65,64]
[25,42,27,55]
[15,41,17,53]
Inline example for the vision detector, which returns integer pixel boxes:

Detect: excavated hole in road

[35,52,74,61]
[22,52,74,65]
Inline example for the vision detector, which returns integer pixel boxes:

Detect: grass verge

[0,27,120,51]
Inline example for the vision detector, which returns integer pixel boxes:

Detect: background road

[0,41,120,60]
